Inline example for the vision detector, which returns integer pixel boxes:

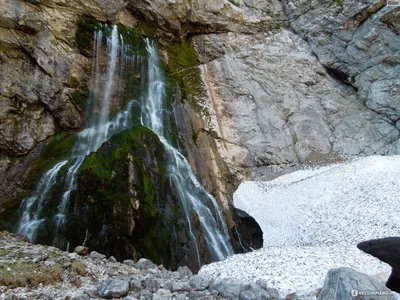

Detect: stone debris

[98,278,129,299]
[0,232,282,299]
[74,246,89,256]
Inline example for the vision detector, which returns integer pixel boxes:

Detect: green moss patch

[163,40,209,119]
[118,25,148,56]
[75,18,99,55]
[70,90,90,111]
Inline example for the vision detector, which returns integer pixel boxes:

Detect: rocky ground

[0,232,281,300]
[0,231,398,299]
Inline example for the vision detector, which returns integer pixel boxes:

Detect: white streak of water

[142,41,233,264]
[17,160,68,242]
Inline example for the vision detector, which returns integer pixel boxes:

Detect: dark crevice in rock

[185,27,231,40]
[324,66,357,90]
[232,208,263,252]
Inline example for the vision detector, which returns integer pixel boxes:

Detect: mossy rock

[117,25,148,56]
[75,18,99,56]
[163,40,209,118]
[26,132,77,188]
[70,90,90,111]
[59,126,188,268]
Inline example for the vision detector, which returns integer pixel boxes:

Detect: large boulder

[318,267,396,300]
[358,237,400,292]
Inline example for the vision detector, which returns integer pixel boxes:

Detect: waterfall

[18,160,68,242]
[17,24,233,266]
[17,25,138,247]
[141,41,233,264]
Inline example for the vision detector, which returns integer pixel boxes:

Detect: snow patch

[199,156,400,298]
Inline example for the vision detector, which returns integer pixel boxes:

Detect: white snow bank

[199,156,400,298]
[199,246,392,298]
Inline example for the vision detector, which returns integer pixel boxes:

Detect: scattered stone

[123,259,135,267]
[99,278,130,299]
[187,290,212,299]
[38,254,49,261]
[318,267,396,300]
[147,268,158,275]
[137,289,152,300]
[90,251,106,261]
[172,281,191,291]
[240,290,256,300]
[172,293,189,300]
[178,266,192,279]
[285,292,297,300]
[189,274,211,289]
[74,246,89,256]
[164,279,174,290]
[256,278,268,290]
[70,294,91,300]
[265,288,281,299]
[129,278,143,290]
[0,233,273,300]
[108,256,117,263]
[358,237,400,292]
[47,246,58,252]
[136,258,157,270]
[142,277,160,293]
[243,283,275,299]
[68,252,80,260]
[153,289,172,300]
[210,277,245,299]
[44,259,57,267]
[32,254,49,263]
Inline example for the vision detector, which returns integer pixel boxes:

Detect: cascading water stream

[17,25,138,247]
[141,41,234,264]
[18,160,68,242]
[17,25,233,266]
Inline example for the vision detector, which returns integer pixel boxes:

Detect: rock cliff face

[0,0,399,264]
[182,0,400,185]
[170,0,400,239]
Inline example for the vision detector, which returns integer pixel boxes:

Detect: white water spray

[141,41,233,264]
